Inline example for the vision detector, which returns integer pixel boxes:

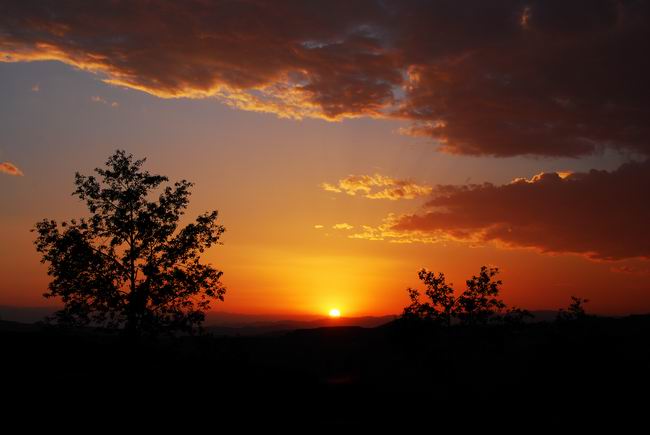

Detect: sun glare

[329,308,341,318]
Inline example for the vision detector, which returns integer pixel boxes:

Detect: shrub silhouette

[33,150,226,335]
[403,265,532,326]
[557,296,589,322]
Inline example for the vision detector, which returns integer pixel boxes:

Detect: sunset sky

[1,0,649,318]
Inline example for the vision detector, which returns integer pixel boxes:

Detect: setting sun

[329,308,341,318]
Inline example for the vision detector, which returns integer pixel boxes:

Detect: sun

[328,308,341,318]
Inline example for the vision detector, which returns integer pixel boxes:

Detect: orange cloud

[2,1,649,156]
[322,174,431,200]
[387,160,650,260]
[349,214,451,244]
[0,1,398,122]
[0,162,23,176]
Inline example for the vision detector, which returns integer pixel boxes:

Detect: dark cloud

[0,0,397,119]
[1,0,649,156]
[396,0,650,156]
[392,159,650,260]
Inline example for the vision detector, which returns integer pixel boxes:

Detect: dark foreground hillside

[2,316,649,428]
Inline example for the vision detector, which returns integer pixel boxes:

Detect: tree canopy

[404,266,531,326]
[33,150,225,335]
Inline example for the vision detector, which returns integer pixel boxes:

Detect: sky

[1,0,649,318]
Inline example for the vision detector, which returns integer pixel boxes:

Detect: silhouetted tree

[33,150,226,335]
[557,296,589,322]
[455,266,506,326]
[403,266,515,327]
[403,269,455,327]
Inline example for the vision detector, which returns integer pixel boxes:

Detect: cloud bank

[387,160,650,260]
[2,0,649,157]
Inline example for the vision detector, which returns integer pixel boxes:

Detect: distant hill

[0,305,397,335]
[0,319,44,332]
[0,306,397,336]
[0,305,612,333]
[528,310,561,322]
[205,315,398,336]
[0,305,55,323]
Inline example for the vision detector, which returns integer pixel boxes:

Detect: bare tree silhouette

[33,150,226,335]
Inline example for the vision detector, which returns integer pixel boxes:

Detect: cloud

[332,223,354,230]
[0,161,24,176]
[349,213,450,244]
[386,160,650,260]
[321,174,432,200]
[313,224,324,229]
[0,0,398,121]
[91,96,118,107]
[1,0,649,157]
[610,265,650,276]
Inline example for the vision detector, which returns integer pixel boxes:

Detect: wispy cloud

[349,213,452,244]
[0,161,24,176]
[321,174,431,200]
[610,265,650,276]
[332,223,354,230]
[91,96,118,107]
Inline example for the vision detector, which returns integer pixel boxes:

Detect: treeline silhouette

[401,265,589,327]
